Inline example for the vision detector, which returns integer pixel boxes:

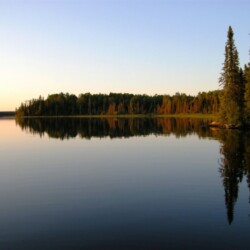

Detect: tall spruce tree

[219,26,243,126]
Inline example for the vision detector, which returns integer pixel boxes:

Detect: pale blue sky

[0,0,249,110]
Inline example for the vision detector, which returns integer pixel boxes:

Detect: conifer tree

[219,26,243,126]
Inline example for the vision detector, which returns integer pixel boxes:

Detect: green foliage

[15,26,250,128]
[219,26,244,126]
[15,91,220,117]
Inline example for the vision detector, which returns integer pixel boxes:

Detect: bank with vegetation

[15,26,250,127]
[15,91,220,117]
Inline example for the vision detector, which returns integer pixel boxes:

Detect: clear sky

[0,0,249,111]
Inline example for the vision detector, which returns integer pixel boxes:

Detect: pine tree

[219,26,243,126]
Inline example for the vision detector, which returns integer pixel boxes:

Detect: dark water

[1,117,250,249]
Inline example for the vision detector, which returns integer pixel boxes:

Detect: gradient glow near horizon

[0,0,249,111]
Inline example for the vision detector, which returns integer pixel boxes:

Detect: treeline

[0,112,15,117]
[15,91,220,117]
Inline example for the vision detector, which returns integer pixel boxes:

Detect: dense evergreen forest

[16,26,250,124]
[15,91,220,117]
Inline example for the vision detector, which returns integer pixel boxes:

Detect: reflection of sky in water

[0,119,250,249]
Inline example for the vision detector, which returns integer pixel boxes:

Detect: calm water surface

[0,118,250,249]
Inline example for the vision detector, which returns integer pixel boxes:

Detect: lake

[1,117,250,249]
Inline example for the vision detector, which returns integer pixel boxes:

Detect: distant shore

[0,112,15,118]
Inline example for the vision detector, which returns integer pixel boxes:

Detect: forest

[15,26,250,126]
[15,91,220,117]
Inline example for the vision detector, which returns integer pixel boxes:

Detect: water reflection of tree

[244,133,250,203]
[15,117,250,223]
[218,129,250,224]
[15,117,212,140]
